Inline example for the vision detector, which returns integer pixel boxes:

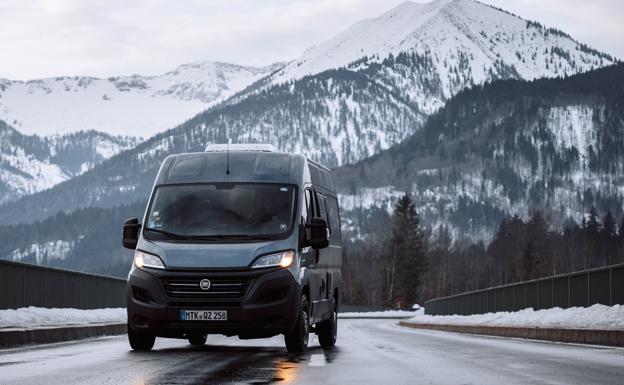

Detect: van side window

[327,197,342,245]
[315,191,333,239]
[315,192,328,223]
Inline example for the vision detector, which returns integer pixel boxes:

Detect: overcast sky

[0,0,622,80]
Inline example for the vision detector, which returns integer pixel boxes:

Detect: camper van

[122,144,342,352]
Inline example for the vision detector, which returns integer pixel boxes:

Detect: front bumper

[126,266,300,339]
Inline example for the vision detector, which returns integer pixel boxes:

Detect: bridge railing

[425,262,624,316]
[0,259,127,310]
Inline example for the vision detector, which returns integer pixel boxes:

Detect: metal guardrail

[425,263,624,316]
[0,259,127,310]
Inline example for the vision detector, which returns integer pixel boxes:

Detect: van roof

[156,151,307,186]
[204,143,276,152]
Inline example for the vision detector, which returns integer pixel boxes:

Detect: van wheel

[127,323,155,351]
[188,333,207,346]
[284,294,310,353]
[317,298,337,348]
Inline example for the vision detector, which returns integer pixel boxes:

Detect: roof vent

[204,143,276,152]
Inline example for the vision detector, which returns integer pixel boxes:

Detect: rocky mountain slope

[0,61,282,202]
[0,120,137,204]
[335,63,624,240]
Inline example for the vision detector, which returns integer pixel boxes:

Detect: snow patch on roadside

[340,309,424,318]
[408,304,624,330]
[0,307,126,329]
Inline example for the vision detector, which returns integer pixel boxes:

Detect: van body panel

[137,238,296,269]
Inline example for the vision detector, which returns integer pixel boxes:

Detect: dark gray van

[122,144,342,352]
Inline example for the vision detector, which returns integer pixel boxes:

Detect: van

[122,144,342,352]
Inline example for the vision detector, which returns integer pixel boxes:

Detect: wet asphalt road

[1,319,624,385]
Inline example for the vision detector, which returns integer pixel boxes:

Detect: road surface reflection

[129,343,340,385]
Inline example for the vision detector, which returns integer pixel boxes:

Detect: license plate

[180,310,227,321]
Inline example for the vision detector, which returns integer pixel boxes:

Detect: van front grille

[161,276,251,299]
[168,301,241,308]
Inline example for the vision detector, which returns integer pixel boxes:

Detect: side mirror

[306,217,330,250]
[122,218,141,249]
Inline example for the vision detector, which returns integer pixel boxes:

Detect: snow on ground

[0,307,126,329]
[408,304,624,330]
[7,305,622,330]
[340,309,424,318]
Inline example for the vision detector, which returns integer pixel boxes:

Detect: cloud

[0,0,405,79]
[0,0,621,80]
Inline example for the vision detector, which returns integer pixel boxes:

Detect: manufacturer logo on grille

[199,279,211,290]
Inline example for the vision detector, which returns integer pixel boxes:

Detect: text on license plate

[180,310,227,321]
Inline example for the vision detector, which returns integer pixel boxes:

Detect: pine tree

[602,211,617,265]
[341,248,365,305]
[602,211,617,238]
[586,207,601,235]
[527,210,552,276]
[584,207,602,267]
[521,241,537,280]
[380,194,427,308]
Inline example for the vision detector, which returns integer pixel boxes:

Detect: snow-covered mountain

[0,120,137,204]
[269,0,613,106]
[0,61,282,138]
[225,0,616,165]
[0,0,618,227]
[335,64,624,240]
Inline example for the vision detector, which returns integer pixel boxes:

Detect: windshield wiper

[194,234,275,241]
[145,229,275,242]
[144,228,190,240]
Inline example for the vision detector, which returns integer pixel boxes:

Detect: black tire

[317,298,337,348]
[127,323,155,351]
[188,333,207,346]
[284,294,310,353]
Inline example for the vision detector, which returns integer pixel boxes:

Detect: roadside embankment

[400,304,624,347]
[0,307,127,349]
[0,323,126,349]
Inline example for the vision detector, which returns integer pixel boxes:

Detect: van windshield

[144,183,296,241]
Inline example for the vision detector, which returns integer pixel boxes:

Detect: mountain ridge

[0,61,283,138]
[0,120,138,204]
[334,63,624,240]
[269,0,615,86]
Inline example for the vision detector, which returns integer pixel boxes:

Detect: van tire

[284,294,310,353]
[127,323,155,351]
[317,298,337,348]
[188,333,207,346]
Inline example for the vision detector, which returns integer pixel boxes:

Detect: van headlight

[251,251,294,269]
[134,250,166,270]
